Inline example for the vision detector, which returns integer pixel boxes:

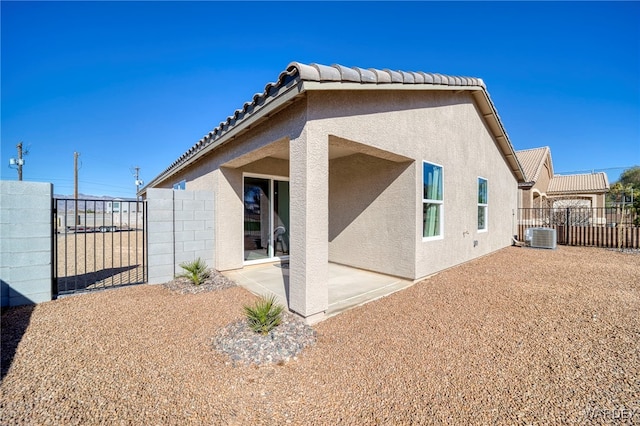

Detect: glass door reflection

[243,176,289,262]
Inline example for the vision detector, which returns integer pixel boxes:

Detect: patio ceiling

[223,134,413,169]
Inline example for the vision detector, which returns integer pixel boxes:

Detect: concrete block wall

[1,181,53,307]
[146,188,214,284]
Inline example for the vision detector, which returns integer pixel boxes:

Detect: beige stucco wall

[154,100,307,272]
[328,153,415,278]
[537,159,553,194]
[520,189,533,209]
[148,87,520,316]
[306,90,518,280]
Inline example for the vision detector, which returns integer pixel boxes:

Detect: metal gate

[53,198,146,296]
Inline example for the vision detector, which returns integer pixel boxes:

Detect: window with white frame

[173,180,186,190]
[478,177,488,231]
[423,162,443,238]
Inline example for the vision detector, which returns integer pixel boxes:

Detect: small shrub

[176,257,210,286]
[243,294,284,335]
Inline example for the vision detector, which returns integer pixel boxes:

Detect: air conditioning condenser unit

[528,227,556,249]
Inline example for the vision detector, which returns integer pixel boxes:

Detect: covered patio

[223,262,414,321]
[217,132,415,323]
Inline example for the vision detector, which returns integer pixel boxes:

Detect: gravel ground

[1,246,639,425]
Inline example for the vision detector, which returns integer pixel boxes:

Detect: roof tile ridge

[369,68,392,83]
[331,64,360,82]
[287,61,319,81]
[288,62,486,88]
[516,146,548,153]
[399,71,415,83]
[313,63,342,81]
[383,68,404,83]
[352,66,377,83]
[530,146,551,182]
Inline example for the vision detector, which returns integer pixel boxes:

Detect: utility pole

[17,142,23,181]
[74,152,80,225]
[9,142,26,180]
[132,166,143,201]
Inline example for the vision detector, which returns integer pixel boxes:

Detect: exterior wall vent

[528,227,557,249]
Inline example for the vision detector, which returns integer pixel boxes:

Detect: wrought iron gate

[53,198,146,296]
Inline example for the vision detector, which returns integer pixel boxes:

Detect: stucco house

[516,146,609,209]
[143,62,525,322]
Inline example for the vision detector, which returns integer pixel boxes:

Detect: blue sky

[2,1,639,198]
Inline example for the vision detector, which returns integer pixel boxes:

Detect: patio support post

[288,128,329,322]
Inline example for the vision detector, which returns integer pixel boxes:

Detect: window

[423,162,443,239]
[173,180,186,190]
[478,177,488,231]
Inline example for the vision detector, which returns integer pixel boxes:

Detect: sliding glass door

[243,175,290,263]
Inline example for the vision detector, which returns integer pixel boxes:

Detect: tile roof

[291,62,486,87]
[145,62,522,190]
[548,173,610,194]
[515,147,552,182]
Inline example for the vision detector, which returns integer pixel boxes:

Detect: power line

[555,165,637,175]
[25,176,132,189]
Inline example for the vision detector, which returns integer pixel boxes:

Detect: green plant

[243,294,284,335]
[176,257,210,285]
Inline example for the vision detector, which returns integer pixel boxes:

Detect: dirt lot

[2,246,639,424]
[56,230,145,292]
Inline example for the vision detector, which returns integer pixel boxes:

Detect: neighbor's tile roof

[548,173,610,194]
[515,147,551,182]
[145,62,522,190]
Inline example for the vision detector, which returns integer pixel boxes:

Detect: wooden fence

[517,207,640,249]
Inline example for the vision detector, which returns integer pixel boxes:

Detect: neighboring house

[107,198,140,213]
[142,62,525,322]
[547,174,610,209]
[516,147,554,209]
[516,146,609,209]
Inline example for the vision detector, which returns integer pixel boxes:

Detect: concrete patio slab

[222,262,413,320]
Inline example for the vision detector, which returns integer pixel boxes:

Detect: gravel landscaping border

[162,270,237,294]
[2,246,639,425]
[163,270,317,365]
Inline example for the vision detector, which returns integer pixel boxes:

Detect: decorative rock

[212,312,317,365]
